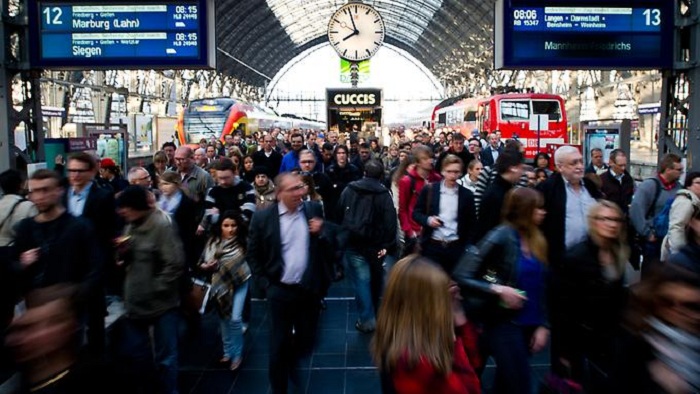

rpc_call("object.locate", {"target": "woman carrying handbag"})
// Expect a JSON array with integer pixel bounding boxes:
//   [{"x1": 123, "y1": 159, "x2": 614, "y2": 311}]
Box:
[
  {"x1": 453, "y1": 188, "x2": 549, "y2": 394},
  {"x1": 198, "y1": 210, "x2": 251, "y2": 371}
]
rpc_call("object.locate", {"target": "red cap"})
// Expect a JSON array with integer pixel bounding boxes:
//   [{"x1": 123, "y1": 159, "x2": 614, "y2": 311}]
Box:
[{"x1": 100, "y1": 157, "x2": 116, "y2": 168}]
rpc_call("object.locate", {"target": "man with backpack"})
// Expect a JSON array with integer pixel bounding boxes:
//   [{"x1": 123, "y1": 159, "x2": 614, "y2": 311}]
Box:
[
  {"x1": 337, "y1": 160, "x2": 397, "y2": 333},
  {"x1": 629, "y1": 153, "x2": 683, "y2": 274}
]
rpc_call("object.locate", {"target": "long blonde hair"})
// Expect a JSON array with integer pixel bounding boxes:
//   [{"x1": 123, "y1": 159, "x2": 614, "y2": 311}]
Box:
[
  {"x1": 587, "y1": 200, "x2": 630, "y2": 275},
  {"x1": 371, "y1": 256, "x2": 455, "y2": 375},
  {"x1": 502, "y1": 188, "x2": 548, "y2": 263}
]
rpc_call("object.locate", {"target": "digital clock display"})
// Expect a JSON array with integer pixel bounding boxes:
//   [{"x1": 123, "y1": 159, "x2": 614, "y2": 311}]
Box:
[
  {"x1": 495, "y1": 0, "x2": 673, "y2": 70},
  {"x1": 28, "y1": 0, "x2": 216, "y2": 69}
]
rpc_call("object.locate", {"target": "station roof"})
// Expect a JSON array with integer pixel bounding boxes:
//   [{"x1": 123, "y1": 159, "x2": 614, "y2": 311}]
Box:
[{"x1": 216, "y1": 0, "x2": 494, "y2": 87}]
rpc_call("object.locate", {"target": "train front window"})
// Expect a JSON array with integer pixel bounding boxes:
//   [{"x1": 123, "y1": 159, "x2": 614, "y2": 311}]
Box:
[
  {"x1": 532, "y1": 100, "x2": 562, "y2": 121},
  {"x1": 184, "y1": 115, "x2": 227, "y2": 143},
  {"x1": 500, "y1": 100, "x2": 530, "y2": 121}
]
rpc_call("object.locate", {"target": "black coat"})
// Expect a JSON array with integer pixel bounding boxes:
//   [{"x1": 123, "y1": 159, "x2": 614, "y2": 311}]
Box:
[
  {"x1": 536, "y1": 173, "x2": 602, "y2": 267},
  {"x1": 412, "y1": 181, "x2": 476, "y2": 248},
  {"x1": 172, "y1": 193, "x2": 198, "y2": 268},
  {"x1": 557, "y1": 237, "x2": 628, "y2": 376},
  {"x1": 252, "y1": 149, "x2": 283, "y2": 179},
  {"x1": 247, "y1": 201, "x2": 337, "y2": 297},
  {"x1": 476, "y1": 175, "x2": 514, "y2": 242},
  {"x1": 325, "y1": 163, "x2": 362, "y2": 221},
  {"x1": 599, "y1": 170, "x2": 635, "y2": 214}
]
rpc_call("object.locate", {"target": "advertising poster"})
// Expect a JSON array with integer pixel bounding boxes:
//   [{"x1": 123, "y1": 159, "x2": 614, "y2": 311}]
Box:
[
  {"x1": 584, "y1": 125, "x2": 621, "y2": 167},
  {"x1": 133, "y1": 114, "x2": 154, "y2": 152},
  {"x1": 156, "y1": 116, "x2": 179, "y2": 148}
]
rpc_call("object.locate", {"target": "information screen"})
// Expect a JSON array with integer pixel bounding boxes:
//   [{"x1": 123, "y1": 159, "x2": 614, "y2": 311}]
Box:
[
  {"x1": 495, "y1": 0, "x2": 673, "y2": 70},
  {"x1": 28, "y1": 0, "x2": 216, "y2": 69}
]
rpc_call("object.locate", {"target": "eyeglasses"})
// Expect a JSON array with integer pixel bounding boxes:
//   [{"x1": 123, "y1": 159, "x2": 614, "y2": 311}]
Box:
[
  {"x1": 67, "y1": 168, "x2": 90, "y2": 173},
  {"x1": 592, "y1": 216, "x2": 624, "y2": 223},
  {"x1": 286, "y1": 183, "x2": 308, "y2": 192},
  {"x1": 137, "y1": 175, "x2": 151, "y2": 181},
  {"x1": 300, "y1": 160, "x2": 315, "y2": 164}
]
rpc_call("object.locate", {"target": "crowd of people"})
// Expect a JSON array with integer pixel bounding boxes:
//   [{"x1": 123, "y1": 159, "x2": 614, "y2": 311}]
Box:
[{"x1": 0, "y1": 125, "x2": 698, "y2": 394}]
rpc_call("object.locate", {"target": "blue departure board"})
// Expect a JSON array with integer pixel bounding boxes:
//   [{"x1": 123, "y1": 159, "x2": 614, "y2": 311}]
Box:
[
  {"x1": 28, "y1": 0, "x2": 216, "y2": 69},
  {"x1": 495, "y1": 0, "x2": 673, "y2": 70}
]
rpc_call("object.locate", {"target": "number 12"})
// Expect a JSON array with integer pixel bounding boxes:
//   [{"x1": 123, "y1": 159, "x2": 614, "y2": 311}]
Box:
[{"x1": 43, "y1": 7, "x2": 63, "y2": 25}]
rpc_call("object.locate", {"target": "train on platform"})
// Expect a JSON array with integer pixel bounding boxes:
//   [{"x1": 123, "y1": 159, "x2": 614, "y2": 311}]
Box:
[
  {"x1": 429, "y1": 93, "x2": 568, "y2": 159},
  {"x1": 176, "y1": 97, "x2": 325, "y2": 146}
]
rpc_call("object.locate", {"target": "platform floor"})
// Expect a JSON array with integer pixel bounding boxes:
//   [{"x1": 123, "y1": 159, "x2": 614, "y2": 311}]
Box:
[{"x1": 177, "y1": 279, "x2": 551, "y2": 394}]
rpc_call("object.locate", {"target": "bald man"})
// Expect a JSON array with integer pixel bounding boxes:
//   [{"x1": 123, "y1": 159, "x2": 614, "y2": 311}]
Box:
[{"x1": 173, "y1": 146, "x2": 214, "y2": 223}]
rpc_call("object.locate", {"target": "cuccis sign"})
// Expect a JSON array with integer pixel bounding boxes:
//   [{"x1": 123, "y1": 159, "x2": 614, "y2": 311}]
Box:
[{"x1": 327, "y1": 89, "x2": 382, "y2": 107}]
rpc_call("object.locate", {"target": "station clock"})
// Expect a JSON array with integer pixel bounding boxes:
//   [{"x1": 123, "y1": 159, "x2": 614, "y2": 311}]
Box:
[{"x1": 327, "y1": 2, "x2": 385, "y2": 62}]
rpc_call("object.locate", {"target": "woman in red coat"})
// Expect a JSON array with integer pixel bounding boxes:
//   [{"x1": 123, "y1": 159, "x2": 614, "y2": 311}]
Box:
[{"x1": 372, "y1": 255, "x2": 482, "y2": 394}]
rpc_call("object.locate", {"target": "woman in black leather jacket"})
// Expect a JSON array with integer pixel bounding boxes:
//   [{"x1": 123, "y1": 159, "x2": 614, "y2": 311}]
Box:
[
  {"x1": 453, "y1": 187, "x2": 549, "y2": 394},
  {"x1": 557, "y1": 200, "x2": 629, "y2": 393}
]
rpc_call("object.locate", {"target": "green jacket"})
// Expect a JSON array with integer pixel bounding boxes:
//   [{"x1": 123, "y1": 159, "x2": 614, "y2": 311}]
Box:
[{"x1": 123, "y1": 210, "x2": 184, "y2": 319}]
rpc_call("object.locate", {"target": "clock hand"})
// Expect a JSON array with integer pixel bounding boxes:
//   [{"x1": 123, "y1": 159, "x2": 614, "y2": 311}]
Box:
[
  {"x1": 348, "y1": 10, "x2": 358, "y2": 33},
  {"x1": 342, "y1": 31, "x2": 358, "y2": 41}
]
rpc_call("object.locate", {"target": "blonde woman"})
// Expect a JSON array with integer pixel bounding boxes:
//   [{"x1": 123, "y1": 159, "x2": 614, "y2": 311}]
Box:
[
  {"x1": 371, "y1": 255, "x2": 481, "y2": 394},
  {"x1": 557, "y1": 200, "x2": 630, "y2": 392}
]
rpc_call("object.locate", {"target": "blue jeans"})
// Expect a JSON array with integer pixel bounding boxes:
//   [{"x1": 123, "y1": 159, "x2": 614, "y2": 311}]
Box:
[
  {"x1": 484, "y1": 321, "x2": 535, "y2": 394},
  {"x1": 345, "y1": 251, "x2": 383, "y2": 327},
  {"x1": 120, "y1": 308, "x2": 180, "y2": 394},
  {"x1": 220, "y1": 281, "x2": 249, "y2": 360}
]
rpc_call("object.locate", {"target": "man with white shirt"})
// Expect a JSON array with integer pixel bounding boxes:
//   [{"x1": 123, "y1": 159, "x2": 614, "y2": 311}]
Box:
[
  {"x1": 60, "y1": 153, "x2": 117, "y2": 359},
  {"x1": 247, "y1": 172, "x2": 337, "y2": 394},
  {"x1": 481, "y1": 133, "x2": 503, "y2": 168}
]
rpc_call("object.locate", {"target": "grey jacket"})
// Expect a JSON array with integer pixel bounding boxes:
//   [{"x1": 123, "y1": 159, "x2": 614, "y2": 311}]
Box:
[
  {"x1": 661, "y1": 189, "x2": 700, "y2": 261},
  {"x1": 0, "y1": 195, "x2": 36, "y2": 247},
  {"x1": 629, "y1": 177, "x2": 681, "y2": 238},
  {"x1": 122, "y1": 210, "x2": 184, "y2": 319}
]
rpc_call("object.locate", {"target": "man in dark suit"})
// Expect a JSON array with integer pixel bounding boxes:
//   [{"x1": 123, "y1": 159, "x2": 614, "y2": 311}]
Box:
[
  {"x1": 481, "y1": 132, "x2": 503, "y2": 168},
  {"x1": 65, "y1": 152, "x2": 117, "y2": 358},
  {"x1": 599, "y1": 149, "x2": 634, "y2": 214},
  {"x1": 247, "y1": 172, "x2": 337, "y2": 394},
  {"x1": 413, "y1": 154, "x2": 477, "y2": 274},
  {"x1": 252, "y1": 135, "x2": 283, "y2": 179}
]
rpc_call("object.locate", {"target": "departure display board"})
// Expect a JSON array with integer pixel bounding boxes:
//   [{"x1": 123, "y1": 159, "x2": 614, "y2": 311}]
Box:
[
  {"x1": 495, "y1": 0, "x2": 673, "y2": 70},
  {"x1": 28, "y1": 0, "x2": 216, "y2": 69}
]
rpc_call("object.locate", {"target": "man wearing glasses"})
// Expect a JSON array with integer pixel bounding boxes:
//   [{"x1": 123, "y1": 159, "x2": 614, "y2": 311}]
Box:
[
  {"x1": 64, "y1": 153, "x2": 117, "y2": 358},
  {"x1": 252, "y1": 134, "x2": 283, "y2": 179},
  {"x1": 247, "y1": 172, "x2": 337, "y2": 394},
  {"x1": 467, "y1": 137, "x2": 483, "y2": 162}
]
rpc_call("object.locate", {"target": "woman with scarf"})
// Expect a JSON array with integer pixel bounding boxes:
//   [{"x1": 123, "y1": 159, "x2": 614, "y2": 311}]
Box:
[{"x1": 199, "y1": 210, "x2": 251, "y2": 371}]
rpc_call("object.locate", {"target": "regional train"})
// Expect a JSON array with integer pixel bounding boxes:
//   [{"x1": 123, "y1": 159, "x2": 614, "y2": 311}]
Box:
[
  {"x1": 176, "y1": 97, "x2": 325, "y2": 145},
  {"x1": 430, "y1": 93, "x2": 568, "y2": 159}
]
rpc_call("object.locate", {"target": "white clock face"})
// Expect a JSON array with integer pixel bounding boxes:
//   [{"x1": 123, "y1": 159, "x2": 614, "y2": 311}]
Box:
[{"x1": 328, "y1": 3, "x2": 385, "y2": 62}]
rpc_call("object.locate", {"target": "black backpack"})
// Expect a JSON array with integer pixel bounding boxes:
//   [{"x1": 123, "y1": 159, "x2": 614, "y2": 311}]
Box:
[{"x1": 341, "y1": 185, "x2": 377, "y2": 242}]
